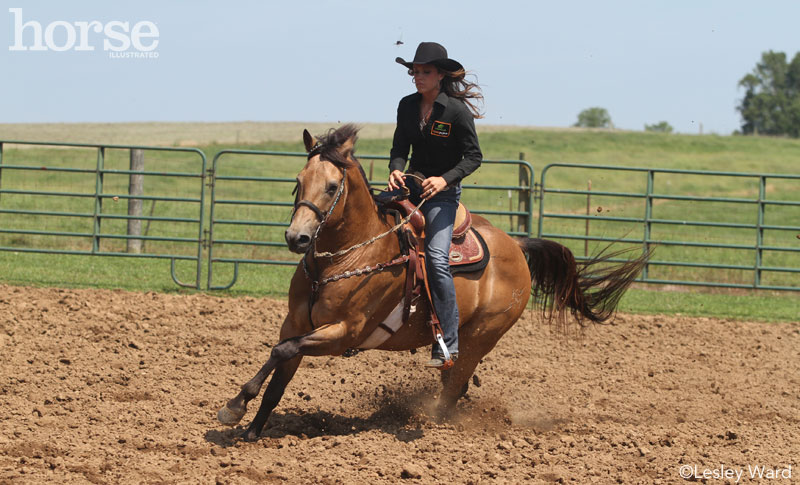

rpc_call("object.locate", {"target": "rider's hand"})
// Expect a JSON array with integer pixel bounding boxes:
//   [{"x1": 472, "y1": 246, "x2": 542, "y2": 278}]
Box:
[
  {"x1": 388, "y1": 170, "x2": 406, "y2": 190},
  {"x1": 421, "y1": 176, "x2": 447, "y2": 199}
]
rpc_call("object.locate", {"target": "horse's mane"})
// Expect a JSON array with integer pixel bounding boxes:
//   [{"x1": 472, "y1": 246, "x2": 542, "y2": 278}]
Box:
[{"x1": 315, "y1": 123, "x2": 372, "y2": 192}]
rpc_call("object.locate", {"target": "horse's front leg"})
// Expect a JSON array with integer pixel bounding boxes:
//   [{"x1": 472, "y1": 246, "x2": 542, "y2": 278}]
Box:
[
  {"x1": 218, "y1": 321, "x2": 353, "y2": 440},
  {"x1": 217, "y1": 315, "x2": 302, "y2": 427},
  {"x1": 241, "y1": 355, "x2": 302, "y2": 441}
]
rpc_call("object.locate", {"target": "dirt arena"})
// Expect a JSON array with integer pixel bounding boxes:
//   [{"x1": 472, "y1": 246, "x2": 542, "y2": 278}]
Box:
[{"x1": 1, "y1": 284, "x2": 797, "y2": 484}]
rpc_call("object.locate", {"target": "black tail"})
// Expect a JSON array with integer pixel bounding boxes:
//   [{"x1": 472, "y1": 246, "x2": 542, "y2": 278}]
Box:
[{"x1": 518, "y1": 238, "x2": 651, "y2": 326}]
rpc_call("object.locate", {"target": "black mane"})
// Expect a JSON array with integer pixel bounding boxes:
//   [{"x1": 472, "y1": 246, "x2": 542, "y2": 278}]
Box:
[
  {"x1": 314, "y1": 123, "x2": 360, "y2": 169},
  {"x1": 314, "y1": 123, "x2": 372, "y2": 191}
]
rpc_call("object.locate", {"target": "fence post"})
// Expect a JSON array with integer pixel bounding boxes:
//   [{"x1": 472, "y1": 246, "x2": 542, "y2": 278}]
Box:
[
  {"x1": 642, "y1": 170, "x2": 654, "y2": 281},
  {"x1": 517, "y1": 152, "x2": 529, "y2": 235},
  {"x1": 755, "y1": 176, "x2": 766, "y2": 288},
  {"x1": 0, "y1": 142, "x2": 4, "y2": 206},
  {"x1": 92, "y1": 147, "x2": 105, "y2": 253},
  {"x1": 585, "y1": 180, "x2": 591, "y2": 257},
  {"x1": 127, "y1": 149, "x2": 144, "y2": 253}
]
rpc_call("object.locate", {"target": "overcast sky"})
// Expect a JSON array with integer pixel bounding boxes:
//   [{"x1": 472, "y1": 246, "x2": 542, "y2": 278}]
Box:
[{"x1": 2, "y1": 1, "x2": 798, "y2": 134}]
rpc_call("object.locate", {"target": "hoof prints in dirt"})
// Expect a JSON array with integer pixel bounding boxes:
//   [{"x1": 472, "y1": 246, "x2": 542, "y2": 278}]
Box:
[{"x1": 1, "y1": 284, "x2": 798, "y2": 483}]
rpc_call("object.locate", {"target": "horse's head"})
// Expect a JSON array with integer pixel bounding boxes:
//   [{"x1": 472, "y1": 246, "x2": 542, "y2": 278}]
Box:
[{"x1": 285, "y1": 124, "x2": 359, "y2": 254}]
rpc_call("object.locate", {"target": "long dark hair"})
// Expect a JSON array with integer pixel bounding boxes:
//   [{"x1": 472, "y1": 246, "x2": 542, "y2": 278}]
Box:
[
  {"x1": 440, "y1": 68, "x2": 484, "y2": 119},
  {"x1": 407, "y1": 67, "x2": 485, "y2": 119}
]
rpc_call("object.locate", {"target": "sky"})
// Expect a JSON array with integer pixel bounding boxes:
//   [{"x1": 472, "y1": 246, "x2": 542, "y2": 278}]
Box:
[{"x1": 1, "y1": 1, "x2": 798, "y2": 135}]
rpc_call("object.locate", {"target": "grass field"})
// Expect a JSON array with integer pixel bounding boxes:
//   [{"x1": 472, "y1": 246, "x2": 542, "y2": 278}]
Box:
[{"x1": 0, "y1": 123, "x2": 798, "y2": 322}]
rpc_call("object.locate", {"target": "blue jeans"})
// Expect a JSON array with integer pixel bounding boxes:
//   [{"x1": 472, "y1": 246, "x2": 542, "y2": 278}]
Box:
[{"x1": 407, "y1": 180, "x2": 461, "y2": 358}]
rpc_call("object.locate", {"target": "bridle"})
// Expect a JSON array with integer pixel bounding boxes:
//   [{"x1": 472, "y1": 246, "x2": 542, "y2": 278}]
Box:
[
  {"x1": 291, "y1": 168, "x2": 347, "y2": 230},
  {"x1": 290, "y1": 142, "x2": 347, "y2": 229},
  {"x1": 290, "y1": 143, "x2": 420, "y2": 330}
]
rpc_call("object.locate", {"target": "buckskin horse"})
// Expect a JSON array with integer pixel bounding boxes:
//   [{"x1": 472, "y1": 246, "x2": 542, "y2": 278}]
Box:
[{"x1": 218, "y1": 124, "x2": 649, "y2": 441}]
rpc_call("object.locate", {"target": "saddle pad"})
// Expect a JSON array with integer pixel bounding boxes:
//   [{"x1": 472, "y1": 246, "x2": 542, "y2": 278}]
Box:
[
  {"x1": 447, "y1": 227, "x2": 484, "y2": 266},
  {"x1": 421, "y1": 226, "x2": 490, "y2": 274}
]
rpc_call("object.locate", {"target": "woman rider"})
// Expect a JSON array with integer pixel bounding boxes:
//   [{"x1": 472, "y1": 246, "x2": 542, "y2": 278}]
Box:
[{"x1": 387, "y1": 42, "x2": 483, "y2": 368}]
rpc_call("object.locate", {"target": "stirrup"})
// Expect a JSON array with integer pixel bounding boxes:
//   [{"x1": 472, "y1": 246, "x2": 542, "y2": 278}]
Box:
[
  {"x1": 435, "y1": 332, "x2": 451, "y2": 362},
  {"x1": 424, "y1": 353, "x2": 458, "y2": 370},
  {"x1": 425, "y1": 332, "x2": 457, "y2": 370}
]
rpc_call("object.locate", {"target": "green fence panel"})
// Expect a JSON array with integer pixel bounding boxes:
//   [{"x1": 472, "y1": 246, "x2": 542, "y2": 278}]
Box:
[
  {"x1": 3, "y1": 140, "x2": 797, "y2": 293},
  {"x1": 537, "y1": 163, "x2": 800, "y2": 291},
  {"x1": 207, "y1": 150, "x2": 534, "y2": 290},
  {"x1": 0, "y1": 140, "x2": 207, "y2": 288}
]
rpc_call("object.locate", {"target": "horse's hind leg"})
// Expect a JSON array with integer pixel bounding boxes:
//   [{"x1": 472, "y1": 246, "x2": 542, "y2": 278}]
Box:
[
  {"x1": 437, "y1": 310, "x2": 523, "y2": 417},
  {"x1": 437, "y1": 349, "x2": 483, "y2": 417}
]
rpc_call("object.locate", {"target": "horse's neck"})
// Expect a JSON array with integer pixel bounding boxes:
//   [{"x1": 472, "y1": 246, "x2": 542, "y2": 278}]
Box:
[{"x1": 315, "y1": 172, "x2": 395, "y2": 257}]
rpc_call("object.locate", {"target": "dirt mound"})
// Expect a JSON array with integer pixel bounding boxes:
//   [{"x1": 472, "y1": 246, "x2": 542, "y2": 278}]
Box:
[{"x1": 1, "y1": 284, "x2": 797, "y2": 483}]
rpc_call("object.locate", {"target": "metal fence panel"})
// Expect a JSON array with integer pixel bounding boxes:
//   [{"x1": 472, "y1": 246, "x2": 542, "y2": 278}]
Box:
[
  {"x1": 537, "y1": 163, "x2": 800, "y2": 291},
  {"x1": 10, "y1": 140, "x2": 795, "y2": 293},
  {"x1": 207, "y1": 150, "x2": 534, "y2": 289},
  {"x1": 0, "y1": 140, "x2": 207, "y2": 288}
]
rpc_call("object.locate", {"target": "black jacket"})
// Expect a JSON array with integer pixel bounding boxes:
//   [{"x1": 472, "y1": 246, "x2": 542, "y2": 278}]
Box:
[{"x1": 389, "y1": 91, "x2": 482, "y2": 186}]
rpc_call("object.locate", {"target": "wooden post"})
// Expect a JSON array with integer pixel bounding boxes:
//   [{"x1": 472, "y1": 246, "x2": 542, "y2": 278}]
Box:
[
  {"x1": 127, "y1": 149, "x2": 144, "y2": 254},
  {"x1": 517, "y1": 152, "x2": 530, "y2": 235},
  {"x1": 585, "y1": 180, "x2": 591, "y2": 257}
]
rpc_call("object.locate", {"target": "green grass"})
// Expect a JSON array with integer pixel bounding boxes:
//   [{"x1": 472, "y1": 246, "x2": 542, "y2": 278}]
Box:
[
  {"x1": 1, "y1": 127, "x2": 799, "y2": 322},
  {"x1": 619, "y1": 287, "x2": 798, "y2": 323}
]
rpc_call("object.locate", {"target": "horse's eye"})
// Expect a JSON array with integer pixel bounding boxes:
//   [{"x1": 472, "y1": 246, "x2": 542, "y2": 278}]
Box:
[{"x1": 326, "y1": 182, "x2": 338, "y2": 194}]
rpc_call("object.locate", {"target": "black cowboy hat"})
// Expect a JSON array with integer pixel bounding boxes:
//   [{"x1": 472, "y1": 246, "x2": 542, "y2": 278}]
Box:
[{"x1": 395, "y1": 42, "x2": 463, "y2": 72}]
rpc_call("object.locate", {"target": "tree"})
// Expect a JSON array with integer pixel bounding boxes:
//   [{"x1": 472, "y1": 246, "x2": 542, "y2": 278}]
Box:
[
  {"x1": 644, "y1": 121, "x2": 673, "y2": 133},
  {"x1": 574, "y1": 107, "x2": 612, "y2": 128},
  {"x1": 738, "y1": 50, "x2": 800, "y2": 137}
]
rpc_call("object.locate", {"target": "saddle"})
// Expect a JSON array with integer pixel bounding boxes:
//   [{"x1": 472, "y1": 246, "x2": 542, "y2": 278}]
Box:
[
  {"x1": 390, "y1": 199, "x2": 488, "y2": 269},
  {"x1": 379, "y1": 196, "x2": 490, "y2": 325}
]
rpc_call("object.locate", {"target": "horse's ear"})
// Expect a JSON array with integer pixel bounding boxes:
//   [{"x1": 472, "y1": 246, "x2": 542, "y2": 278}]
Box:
[
  {"x1": 302, "y1": 129, "x2": 317, "y2": 153},
  {"x1": 337, "y1": 135, "x2": 356, "y2": 160}
]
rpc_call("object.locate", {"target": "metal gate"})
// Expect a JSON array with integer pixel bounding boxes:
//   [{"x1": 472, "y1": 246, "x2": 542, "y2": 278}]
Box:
[
  {"x1": 0, "y1": 140, "x2": 207, "y2": 288},
  {"x1": 5, "y1": 139, "x2": 798, "y2": 292},
  {"x1": 206, "y1": 150, "x2": 534, "y2": 289},
  {"x1": 537, "y1": 163, "x2": 800, "y2": 291}
]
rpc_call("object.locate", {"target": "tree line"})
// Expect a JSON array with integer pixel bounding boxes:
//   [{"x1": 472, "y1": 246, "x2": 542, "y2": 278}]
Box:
[
  {"x1": 738, "y1": 50, "x2": 800, "y2": 137},
  {"x1": 573, "y1": 50, "x2": 800, "y2": 137}
]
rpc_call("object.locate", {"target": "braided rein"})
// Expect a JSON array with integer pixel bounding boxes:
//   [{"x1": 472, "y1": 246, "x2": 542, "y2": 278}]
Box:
[
  {"x1": 296, "y1": 168, "x2": 425, "y2": 291},
  {"x1": 313, "y1": 172, "x2": 427, "y2": 259}
]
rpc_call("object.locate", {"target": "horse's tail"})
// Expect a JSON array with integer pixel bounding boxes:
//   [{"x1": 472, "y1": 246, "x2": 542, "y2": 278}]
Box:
[{"x1": 517, "y1": 238, "x2": 651, "y2": 326}]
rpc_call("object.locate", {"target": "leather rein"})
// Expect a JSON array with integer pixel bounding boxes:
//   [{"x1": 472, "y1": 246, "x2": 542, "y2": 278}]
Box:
[{"x1": 293, "y1": 146, "x2": 418, "y2": 329}]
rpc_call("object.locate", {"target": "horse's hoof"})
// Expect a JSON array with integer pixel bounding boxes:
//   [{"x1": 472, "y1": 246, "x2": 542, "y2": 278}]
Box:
[
  {"x1": 217, "y1": 404, "x2": 245, "y2": 426},
  {"x1": 241, "y1": 428, "x2": 260, "y2": 442}
]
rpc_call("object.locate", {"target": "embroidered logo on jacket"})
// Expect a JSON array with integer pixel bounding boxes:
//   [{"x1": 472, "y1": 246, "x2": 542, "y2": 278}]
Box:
[{"x1": 430, "y1": 121, "x2": 451, "y2": 137}]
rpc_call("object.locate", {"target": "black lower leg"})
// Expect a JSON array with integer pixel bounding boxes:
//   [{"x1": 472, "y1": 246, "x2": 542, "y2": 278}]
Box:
[
  {"x1": 242, "y1": 359, "x2": 298, "y2": 441},
  {"x1": 218, "y1": 337, "x2": 302, "y2": 426},
  {"x1": 221, "y1": 356, "x2": 278, "y2": 420}
]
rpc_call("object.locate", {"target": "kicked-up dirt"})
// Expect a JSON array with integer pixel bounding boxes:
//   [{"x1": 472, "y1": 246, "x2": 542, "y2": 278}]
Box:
[{"x1": 0, "y1": 284, "x2": 798, "y2": 484}]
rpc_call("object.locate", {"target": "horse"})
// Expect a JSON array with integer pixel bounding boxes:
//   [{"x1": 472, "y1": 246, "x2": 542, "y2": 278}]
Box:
[{"x1": 217, "y1": 124, "x2": 649, "y2": 441}]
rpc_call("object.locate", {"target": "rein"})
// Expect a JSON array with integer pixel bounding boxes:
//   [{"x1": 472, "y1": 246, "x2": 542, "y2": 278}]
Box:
[
  {"x1": 313, "y1": 172, "x2": 428, "y2": 259},
  {"x1": 293, "y1": 153, "x2": 425, "y2": 328}
]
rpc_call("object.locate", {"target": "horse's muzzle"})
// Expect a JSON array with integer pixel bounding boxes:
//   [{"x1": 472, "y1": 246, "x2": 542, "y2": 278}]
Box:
[{"x1": 285, "y1": 228, "x2": 311, "y2": 254}]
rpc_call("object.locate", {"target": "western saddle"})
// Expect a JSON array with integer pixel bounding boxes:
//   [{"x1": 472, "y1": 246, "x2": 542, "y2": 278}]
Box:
[{"x1": 376, "y1": 192, "x2": 489, "y2": 325}]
